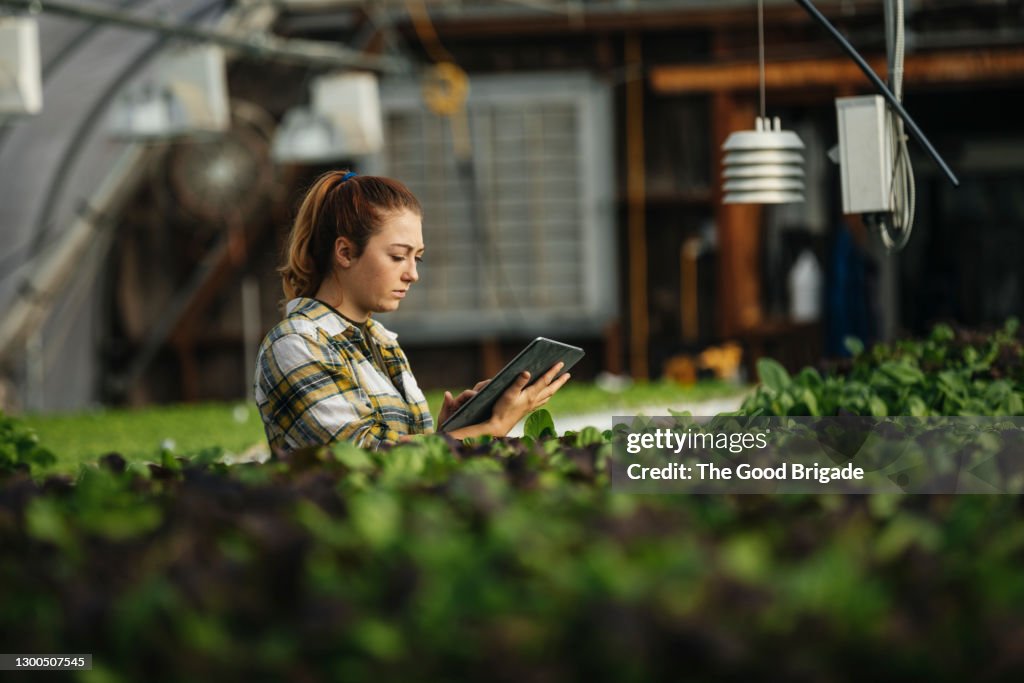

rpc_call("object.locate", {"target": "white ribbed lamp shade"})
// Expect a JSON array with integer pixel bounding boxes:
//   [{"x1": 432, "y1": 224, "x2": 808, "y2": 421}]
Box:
[{"x1": 721, "y1": 116, "x2": 805, "y2": 204}]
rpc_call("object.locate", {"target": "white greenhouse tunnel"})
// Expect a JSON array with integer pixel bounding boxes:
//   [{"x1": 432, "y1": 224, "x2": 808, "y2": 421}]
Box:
[{"x1": 0, "y1": 0, "x2": 235, "y2": 411}]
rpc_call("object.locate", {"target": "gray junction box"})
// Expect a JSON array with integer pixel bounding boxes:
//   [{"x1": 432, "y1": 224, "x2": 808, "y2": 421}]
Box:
[{"x1": 836, "y1": 95, "x2": 894, "y2": 214}]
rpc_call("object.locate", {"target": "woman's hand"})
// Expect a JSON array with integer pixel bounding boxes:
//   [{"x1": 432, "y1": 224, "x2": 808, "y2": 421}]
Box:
[
  {"x1": 486, "y1": 362, "x2": 571, "y2": 436},
  {"x1": 440, "y1": 365, "x2": 569, "y2": 439},
  {"x1": 437, "y1": 380, "x2": 490, "y2": 426}
]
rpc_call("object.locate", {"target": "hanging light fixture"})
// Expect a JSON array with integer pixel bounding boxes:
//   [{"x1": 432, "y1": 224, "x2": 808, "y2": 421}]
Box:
[
  {"x1": 721, "y1": 0, "x2": 805, "y2": 205},
  {"x1": 0, "y1": 15, "x2": 43, "y2": 116},
  {"x1": 109, "y1": 45, "x2": 230, "y2": 140},
  {"x1": 271, "y1": 72, "x2": 383, "y2": 163}
]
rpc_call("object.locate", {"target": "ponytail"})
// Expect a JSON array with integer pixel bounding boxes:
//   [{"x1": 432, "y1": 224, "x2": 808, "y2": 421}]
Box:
[{"x1": 279, "y1": 170, "x2": 422, "y2": 300}]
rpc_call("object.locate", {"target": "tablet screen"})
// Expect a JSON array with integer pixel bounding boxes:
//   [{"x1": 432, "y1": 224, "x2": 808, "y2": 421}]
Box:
[{"x1": 439, "y1": 337, "x2": 585, "y2": 433}]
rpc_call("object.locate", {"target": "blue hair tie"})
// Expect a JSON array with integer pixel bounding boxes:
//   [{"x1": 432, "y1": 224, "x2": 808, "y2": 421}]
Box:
[{"x1": 341, "y1": 171, "x2": 358, "y2": 182}]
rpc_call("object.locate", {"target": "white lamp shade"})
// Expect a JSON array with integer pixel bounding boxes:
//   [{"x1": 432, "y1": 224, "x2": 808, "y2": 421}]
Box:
[
  {"x1": 109, "y1": 45, "x2": 229, "y2": 139},
  {"x1": 724, "y1": 164, "x2": 804, "y2": 178},
  {"x1": 723, "y1": 177, "x2": 805, "y2": 191},
  {"x1": 721, "y1": 116, "x2": 806, "y2": 204},
  {"x1": 311, "y1": 72, "x2": 383, "y2": 155},
  {"x1": 272, "y1": 108, "x2": 349, "y2": 163},
  {"x1": 724, "y1": 150, "x2": 803, "y2": 165}
]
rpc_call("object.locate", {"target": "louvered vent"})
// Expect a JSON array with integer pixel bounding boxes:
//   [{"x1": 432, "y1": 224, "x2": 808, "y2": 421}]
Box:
[{"x1": 371, "y1": 73, "x2": 616, "y2": 342}]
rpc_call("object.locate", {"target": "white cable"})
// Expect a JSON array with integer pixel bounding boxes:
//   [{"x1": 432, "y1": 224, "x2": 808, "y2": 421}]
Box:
[
  {"x1": 879, "y1": 0, "x2": 915, "y2": 251},
  {"x1": 758, "y1": 0, "x2": 766, "y2": 118}
]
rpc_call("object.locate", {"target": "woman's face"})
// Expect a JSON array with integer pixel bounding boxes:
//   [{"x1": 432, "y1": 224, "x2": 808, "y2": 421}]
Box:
[{"x1": 342, "y1": 209, "x2": 424, "y2": 320}]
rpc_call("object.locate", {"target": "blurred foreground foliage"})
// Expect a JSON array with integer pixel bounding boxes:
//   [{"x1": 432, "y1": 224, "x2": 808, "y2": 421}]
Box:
[
  {"x1": 1, "y1": 321, "x2": 1023, "y2": 681},
  {"x1": 4, "y1": 438, "x2": 1024, "y2": 681}
]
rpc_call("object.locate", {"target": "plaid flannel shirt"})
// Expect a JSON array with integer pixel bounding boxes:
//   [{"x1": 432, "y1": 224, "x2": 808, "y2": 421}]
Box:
[{"x1": 254, "y1": 297, "x2": 434, "y2": 451}]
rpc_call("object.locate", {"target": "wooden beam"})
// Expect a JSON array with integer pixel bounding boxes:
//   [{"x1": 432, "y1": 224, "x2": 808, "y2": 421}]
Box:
[
  {"x1": 481, "y1": 337, "x2": 503, "y2": 380},
  {"x1": 421, "y1": 4, "x2": 877, "y2": 38},
  {"x1": 651, "y1": 47, "x2": 1024, "y2": 94},
  {"x1": 168, "y1": 220, "x2": 251, "y2": 351},
  {"x1": 625, "y1": 32, "x2": 649, "y2": 380},
  {"x1": 712, "y1": 92, "x2": 763, "y2": 339},
  {"x1": 603, "y1": 319, "x2": 623, "y2": 375},
  {"x1": 174, "y1": 341, "x2": 201, "y2": 403}
]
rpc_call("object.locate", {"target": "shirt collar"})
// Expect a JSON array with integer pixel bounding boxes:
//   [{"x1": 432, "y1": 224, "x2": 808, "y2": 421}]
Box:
[{"x1": 286, "y1": 297, "x2": 400, "y2": 348}]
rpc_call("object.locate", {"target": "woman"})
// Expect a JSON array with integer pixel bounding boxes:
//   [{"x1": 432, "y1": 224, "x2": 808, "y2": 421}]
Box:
[{"x1": 254, "y1": 170, "x2": 571, "y2": 451}]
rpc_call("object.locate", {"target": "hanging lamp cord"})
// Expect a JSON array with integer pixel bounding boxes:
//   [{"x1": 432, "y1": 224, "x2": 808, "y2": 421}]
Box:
[{"x1": 758, "y1": 0, "x2": 766, "y2": 119}]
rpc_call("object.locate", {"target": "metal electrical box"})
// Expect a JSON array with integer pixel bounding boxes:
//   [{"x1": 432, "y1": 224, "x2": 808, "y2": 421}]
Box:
[{"x1": 836, "y1": 95, "x2": 894, "y2": 214}]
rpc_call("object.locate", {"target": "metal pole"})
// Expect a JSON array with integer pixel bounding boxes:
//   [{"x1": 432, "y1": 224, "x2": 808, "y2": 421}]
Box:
[
  {"x1": 0, "y1": 0, "x2": 407, "y2": 72},
  {"x1": 0, "y1": 147, "x2": 148, "y2": 363},
  {"x1": 241, "y1": 276, "x2": 260, "y2": 401},
  {"x1": 25, "y1": 330, "x2": 44, "y2": 412}
]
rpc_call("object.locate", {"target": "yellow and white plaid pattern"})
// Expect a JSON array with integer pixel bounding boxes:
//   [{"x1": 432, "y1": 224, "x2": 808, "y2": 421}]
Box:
[{"x1": 254, "y1": 298, "x2": 433, "y2": 451}]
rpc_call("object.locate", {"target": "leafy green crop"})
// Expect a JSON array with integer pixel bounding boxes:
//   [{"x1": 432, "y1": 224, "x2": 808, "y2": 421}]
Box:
[
  {"x1": 0, "y1": 411, "x2": 56, "y2": 475},
  {"x1": 1, "y1": 432, "x2": 1020, "y2": 681},
  {"x1": 741, "y1": 319, "x2": 1023, "y2": 417},
  {"x1": 2, "y1": 322, "x2": 1023, "y2": 680}
]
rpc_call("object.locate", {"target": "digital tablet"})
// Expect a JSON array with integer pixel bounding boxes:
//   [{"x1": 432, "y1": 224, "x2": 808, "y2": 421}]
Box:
[{"x1": 439, "y1": 337, "x2": 585, "y2": 433}]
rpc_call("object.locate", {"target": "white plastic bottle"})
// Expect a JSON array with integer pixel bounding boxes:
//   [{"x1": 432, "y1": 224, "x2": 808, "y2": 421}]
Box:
[{"x1": 788, "y1": 249, "x2": 823, "y2": 323}]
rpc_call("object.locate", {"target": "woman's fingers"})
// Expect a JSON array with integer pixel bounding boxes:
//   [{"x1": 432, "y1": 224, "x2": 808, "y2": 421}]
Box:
[
  {"x1": 522, "y1": 369, "x2": 571, "y2": 409},
  {"x1": 519, "y1": 362, "x2": 563, "y2": 399},
  {"x1": 527, "y1": 363, "x2": 568, "y2": 396},
  {"x1": 453, "y1": 389, "x2": 477, "y2": 407},
  {"x1": 443, "y1": 389, "x2": 478, "y2": 421},
  {"x1": 540, "y1": 361, "x2": 565, "y2": 384},
  {"x1": 539, "y1": 373, "x2": 570, "y2": 401},
  {"x1": 473, "y1": 379, "x2": 491, "y2": 391},
  {"x1": 487, "y1": 366, "x2": 573, "y2": 433},
  {"x1": 550, "y1": 372, "x2": 571, "y2": 393}
]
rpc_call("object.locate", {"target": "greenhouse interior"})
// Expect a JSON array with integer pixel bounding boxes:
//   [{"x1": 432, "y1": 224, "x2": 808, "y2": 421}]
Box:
[{"x1": 1, "y1": 0, "x2": 1023, "y2": 679}]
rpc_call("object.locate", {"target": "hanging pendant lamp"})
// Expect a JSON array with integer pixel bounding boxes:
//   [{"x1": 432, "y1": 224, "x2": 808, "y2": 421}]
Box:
[
  {"x1": 722, "y1": 116, "x2": 805, "y2": 203},
  {"x1": 720, "y1": 0, "x2": 805, "y2": 205}
]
